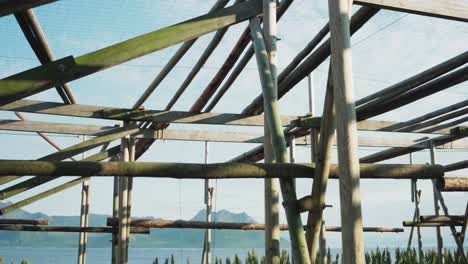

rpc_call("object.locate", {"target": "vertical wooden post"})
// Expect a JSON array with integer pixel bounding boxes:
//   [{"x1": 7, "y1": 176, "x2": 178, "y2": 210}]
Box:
[
  {"x1": 319, "y1": 221, "x2": 327, "y2": 264},
  {"x1": 250, "y1": 17, "x2": 311, "y2": 264},
  {"x1": 203, "y1": 141, "x2": 213, "y2": 264},
  {"x1": 305, "y1": 67, "x2": 335, "y2": 264},
  {"x1": 77, "y1": 135, "x2": 89, "y2": 264},
  {"x1": 307, "y1": 74, "x2": 319, "y2": 163},
  {"x1": 111, "y1": 167, "x2": 119, "y2": 264},
  {"x1": 415, "y1": 189, "x2": 423, "y2": 261},
  {"x1": 430, "y1": 143, "x2": 467, "y2": 263},
  {"x1": 408, "y1": 153, "x2": 423, "y2": 262},
  {"x1": 429, "y1": 142, "x2": 444, "y2": 264},
  {"x1": 328, "y1": 0, "x2": 365, "y2": 263},
  {"x1": 118, "y1": 125, "x2": 130, "y2": 264},
  {"x1": 289, "y1": 137, "x2": 296, "y2": 163},
  {"x1": 456, "y1": 203, "x2": 467, "y2": 263},
  {"x1": 125, "y1": 130, "x2": 135, "y2": 255},
  {"x1": 263, "y1": 1, "x2": 280, "y2": 264}
]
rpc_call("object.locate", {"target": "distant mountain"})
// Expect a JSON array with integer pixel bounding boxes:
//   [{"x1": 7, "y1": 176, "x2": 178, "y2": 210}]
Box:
[{"x1": 0, "y1": 202, "x2": 290, "y2": 248}]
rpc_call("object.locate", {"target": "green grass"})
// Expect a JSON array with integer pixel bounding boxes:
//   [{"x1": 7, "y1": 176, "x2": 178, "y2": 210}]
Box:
[{"x1": 153, "y1": 248, "x2": 465, "y2": 264}]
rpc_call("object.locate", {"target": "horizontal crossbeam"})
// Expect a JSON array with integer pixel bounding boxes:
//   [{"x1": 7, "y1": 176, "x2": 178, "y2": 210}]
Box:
[
  {"x1": 106, "y1": 218, "x2": 404, "y2": 233},
  {"x1": 355, "y1": 0, "x2": 468, "y2": 23},
  {"x1": 0, "y1": 160, "x2": 444, "y2": 179},
  {"x1": 1, "y1": 119, "x2": 468, "y2": 148}
]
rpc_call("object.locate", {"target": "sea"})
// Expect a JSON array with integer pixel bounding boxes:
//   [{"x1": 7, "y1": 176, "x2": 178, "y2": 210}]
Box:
[{"x1": 0, "y1": 248, "x2": 270, "y2": 264}]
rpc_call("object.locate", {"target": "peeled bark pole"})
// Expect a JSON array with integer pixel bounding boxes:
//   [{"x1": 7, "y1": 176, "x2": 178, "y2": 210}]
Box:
[
  {"x1": 0, "y1": 225, "x2": 149, "y2": 234},
  {"x1": 249, "y1": 17, "x2": 310, "y2": 264},
  {"x1": 263, "y1": 1, "x2": 281, "y2": 264},
  {"x1": 0, "y1": 160, "x2": 444, "y2": 179},
  {"x1": 328, "y1": 0, "x2": 365, "y2": 263},
  {"x1": 106, "y1": 218, "x2": 404, "y2": 233},
  {"x1": 306, "y1": 66, "x2": 335, "y2": 264},
  {"x1": 438, "y1": 177, "x2": 468, "y2": 192},
  {"x1": 0, "y1": 219, "x2": 48, "y2": 225}
]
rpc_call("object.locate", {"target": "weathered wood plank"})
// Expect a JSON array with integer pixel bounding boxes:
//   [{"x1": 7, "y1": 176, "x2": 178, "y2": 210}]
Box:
[
  {"x1": 0, "y1": 100, "x2": 298, "y2": 127},
  {"x1": 354, "y1": 0, "x2": 468, "y2": 23},
  {"x1": 3, "y1": 119, "x2": 468, "y2": 148}
]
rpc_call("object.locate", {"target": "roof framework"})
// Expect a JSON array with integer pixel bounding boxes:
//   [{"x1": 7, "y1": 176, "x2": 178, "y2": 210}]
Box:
[{"x1": 0, "y1": 1, "x2": 467, "y2": 264}]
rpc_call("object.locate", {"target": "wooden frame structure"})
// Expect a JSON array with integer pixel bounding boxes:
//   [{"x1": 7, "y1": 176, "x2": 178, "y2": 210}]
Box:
[{"x1": 0, "y1": 1, "x2": 467, "y2": 264}]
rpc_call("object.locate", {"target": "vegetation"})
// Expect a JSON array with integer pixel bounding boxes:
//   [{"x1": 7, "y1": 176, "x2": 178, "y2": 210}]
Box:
[{"x1": 151, "y1": 248, "x2": 465, "y2": 264}]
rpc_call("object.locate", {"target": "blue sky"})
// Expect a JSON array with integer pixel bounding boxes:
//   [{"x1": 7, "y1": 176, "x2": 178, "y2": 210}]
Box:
[{"x1": 0, "y1": 0, "x2": 467, "y2": 247}]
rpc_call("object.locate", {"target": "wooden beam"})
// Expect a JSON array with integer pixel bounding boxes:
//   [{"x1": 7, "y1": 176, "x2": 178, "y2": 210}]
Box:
[
  {"x1": 444, "y1": 160, "x2": 468, "y2": 172},
  {"x1": 132, "y1": 0, "x2": 230, "y2": 110},
  {"x1": 0, "y1": 0, "x2": 263, "y2": 105},
  {"x1": 0, "y1": 0, "x2": 58, "y2": 17},
  {"x1": 356, "y1": 65, "x2": 468, "y2": 121},
  {"x1": 0, "y1": 225, "x2": 150, "y2": 234},
  {"x1": 0, "y1": 99, "x2": 298, "y2": 127},
  {"x1": 242, "y1": 6, "x2": 379, "y2": 115},
  {"x1": 192, "y1": 0, "x2": 294, "y2": 113},
  {"x1": 328, "y1": 0, "x2": 365, "y2": 262},
  {"x1": 420, "y1": 215, "x2": 465, "y2": 222},
  {"x1": 360, "y1": 132, "x2": 467, "y2": 163},
  {"x1": 356, "y1": 51, "x2": 468, "y2": 108},
  {"x1": 167, "y1": 0, "x2": 239, "y2": 111},
  {"x1": 250, "y1": 17, "x2": 310, "y2": 264},
  {"x1": 438, "y1": 177, "x2": 468, "y2": 192},
  {"x1": 106, "y1": 219, "x2": 404, "y2": 233},
  {"x1": 403, "y1": 221, "x2": 463, "y2": 227},
  {"x1": 354, "y1": 0, "x2": 468, "y2": 23},
  {"x1": 380, "y1": 99, "x2": 468, "y2": 132},
  {"x1": 262, "y1": 1, "x2": 281, "y2": 264},
  {"x1": 0, "y1": 219, "x2": 48, "y2": 225},
  {"x1": 0, "y1": 144, "x2": 120, "y2": 199},
  {"x1": 305, "y1": 67, "x2": 335, "y2": 264},
  {"x1": 15, "y1": 9, "x2": 76, "y2": 104},
  {"x1": 0, "y1": 160, "x2": 444, "y2": 179}
]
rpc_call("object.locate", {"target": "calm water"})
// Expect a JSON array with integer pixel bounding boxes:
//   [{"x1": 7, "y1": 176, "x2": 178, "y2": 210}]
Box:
[
  {"x1": 0, "y1": 247, "x2": 450, "y2": 263},
  {"x1": 0, "y1": 247, "x2": 276, "y2": 264}
]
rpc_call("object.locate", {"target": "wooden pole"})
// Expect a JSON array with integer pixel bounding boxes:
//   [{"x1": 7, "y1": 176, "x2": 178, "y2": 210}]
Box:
[
  {"x1": 77, "y1": 135, "x2": 89, "y2": 264},
  {"x1": 203, "y1": 141, "x2": 213, "y2": 264},
  {"x1": 305, "y1": 66, "x2": 335, "y2": 264},
  {"x1": 126, "y1": 131, "x2": 135, "y2": 253},
  {"x1": 0, "y1": 225, "x2": 149, "y2": 234},
  {"x1": 250, "y1": 17, "x2": 311, "y2": 264},
  {"x1": 456, "y1": 203, "x2": 467, "y2": 263},
  {"x1": 429, "y1": 142, "x2": 444, "y2": 264},
  {"x1": 131, "y1": 0, "x2": 229, "y2": 109},
  {"x1": 118, "y1": 131, "x2": 130, "y2": 264},
  {"x1": 170, "y1": 0, "x2": 240, "y2": 111},
  {"x1": 356, "y1": 51, "x2": 468, "y2": 107},
  {"x1": 0, "y1": 161, "x2": 445, "y2": 180},
  {"x1": 0, "y1": 125, "x2": 141, "y2": 200},
  {"x1": 0, "y1": 219, "x2": 48, "y2": 225},
  {"x1": 328, "y1": 1, "x2": 365, "y2": 263},
  {"x1": 319, "y1": 221, "x2": 327, "y2": 264},
  {"x1": 415, "y1": 189, "x2": 423, "y2": 261},
  {"x1": 263, "y1": 2, "x2": 280, "y2": 263},
  {"x1": 107, "y1": 218, "x2": 404, "y2": 233},
  {"x1": 429, "y1": 144, "x2": 468, "y2": 263},
  {"x1": 112, "y1": 173, "x2": 119, "y2": 264}
]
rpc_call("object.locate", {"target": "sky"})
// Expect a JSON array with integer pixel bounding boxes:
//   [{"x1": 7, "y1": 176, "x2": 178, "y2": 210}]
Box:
[{"x1": 0, "y1": 0, "x2": 467, "y2": 248}]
